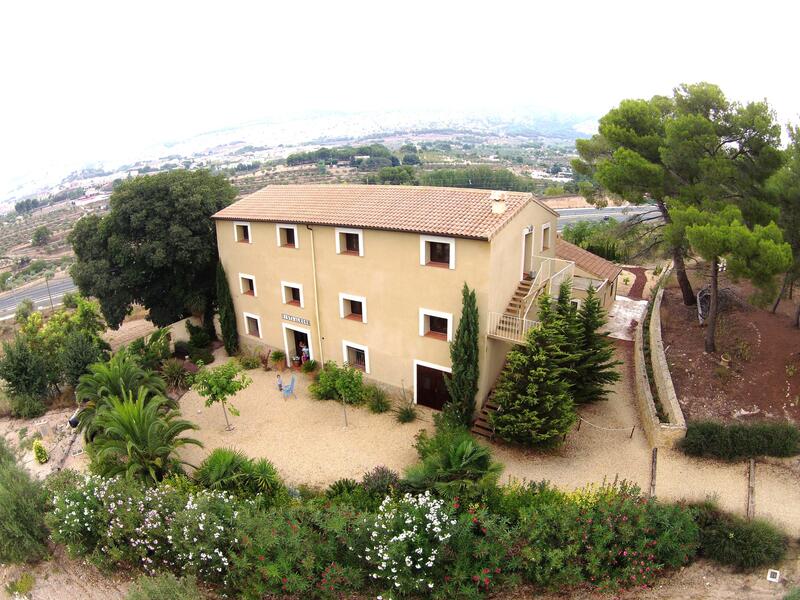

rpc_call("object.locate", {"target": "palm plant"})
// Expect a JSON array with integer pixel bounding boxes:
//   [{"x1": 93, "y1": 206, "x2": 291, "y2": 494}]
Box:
[
  {"x1": 194, "y1": 448, "x2": 284, "y2": 500},
  {"x1": 75, "y1": 352, "x2": 169, "y2": 442},
  {"x1": 90, "y1": 389, "x2": 202, "y2": 483}
]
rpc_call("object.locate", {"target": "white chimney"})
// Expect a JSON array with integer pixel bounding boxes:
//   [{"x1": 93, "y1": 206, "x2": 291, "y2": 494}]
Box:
[{"x1": 490, "y1": 190, "x2": 507, "y2": 214}]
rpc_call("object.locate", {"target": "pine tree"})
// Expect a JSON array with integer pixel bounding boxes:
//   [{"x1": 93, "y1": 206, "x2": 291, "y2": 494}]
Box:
[
  {"x1": 537, "y1": 291, "x2": 581, "y2": 393},
  {"x1": 490, "y1": 323, "x2": 577, "y2": 447},
  {"x1": 215, "y1": 262, "x2": 239, "y2": 356},
  {"x1": 573, "y1": 286, "x2": 621, "y2": 404},
  {"x1": 444, "y1": 283, "x2": 479, "y2": 426}
]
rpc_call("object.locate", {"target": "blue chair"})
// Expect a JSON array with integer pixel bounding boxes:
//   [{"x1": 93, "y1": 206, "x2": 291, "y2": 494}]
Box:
[{"x1": 282, "y1": 375, "x2": 297, "y2": 400}]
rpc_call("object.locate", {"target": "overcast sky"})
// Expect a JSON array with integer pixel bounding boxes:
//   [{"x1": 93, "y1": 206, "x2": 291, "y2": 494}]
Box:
[{"x1": 1, "y1": 0, "x2": 798, "y2": 194}]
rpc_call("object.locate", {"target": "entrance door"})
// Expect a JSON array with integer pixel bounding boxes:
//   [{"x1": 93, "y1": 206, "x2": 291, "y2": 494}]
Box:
[
  {"x1": 291, "y1": 330, "x2": 309, "y2": 360},
  {"x1": 416, "y1": 363, "x2": 449, "y2": 410},
  {"x1": 523, "y1": 230, "x2": 534, "y2": 278}
]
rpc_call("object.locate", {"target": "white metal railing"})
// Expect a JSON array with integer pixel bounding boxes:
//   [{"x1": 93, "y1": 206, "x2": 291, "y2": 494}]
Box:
[
  {"x1": 488, "y1": 312, "x2": 539, "y2": 343},
  {"x1": 519, "y1": 256, "x2": 575, "y2": 321}
]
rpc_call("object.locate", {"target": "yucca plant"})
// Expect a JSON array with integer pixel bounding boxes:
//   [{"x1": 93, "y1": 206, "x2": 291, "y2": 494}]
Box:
[
  {"x1": 90, "y1": 389, "x2": 202, "y2": 484},
  {"x1": 75, "y1": 352, "x2": 169, "y2": 442}
]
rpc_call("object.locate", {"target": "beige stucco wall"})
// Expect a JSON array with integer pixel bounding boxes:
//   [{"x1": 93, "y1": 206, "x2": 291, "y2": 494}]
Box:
[{"x1": 216, "y1": 199, "x2": 560, "y2": 409}]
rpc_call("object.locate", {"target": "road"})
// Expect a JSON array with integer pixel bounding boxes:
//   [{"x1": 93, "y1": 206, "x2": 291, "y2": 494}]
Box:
[
  {"x1": 556, "y1": 204, "x2": 657, "y2": 230},
  {"x1": 0, "y1": 276, "x2": 78, "y2": 320}
]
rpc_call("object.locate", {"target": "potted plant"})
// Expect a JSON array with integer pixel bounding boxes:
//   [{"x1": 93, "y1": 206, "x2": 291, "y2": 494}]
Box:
[
  {"x1": 270, "y1": 349, "x2": 286, "y2": 370},
  {"x1": 291, "y1": 355, "x2": 301, "y2": 368}
]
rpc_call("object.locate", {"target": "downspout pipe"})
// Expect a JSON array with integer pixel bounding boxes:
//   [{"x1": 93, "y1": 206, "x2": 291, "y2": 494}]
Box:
[{"x1": 306, "y1": 225, "x2": 325, "y2": 363}]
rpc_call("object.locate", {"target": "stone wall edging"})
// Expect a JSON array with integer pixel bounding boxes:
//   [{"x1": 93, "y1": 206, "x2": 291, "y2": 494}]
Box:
[{"x1": 631, "y1": 266, "x2": 687, "y2": 448}]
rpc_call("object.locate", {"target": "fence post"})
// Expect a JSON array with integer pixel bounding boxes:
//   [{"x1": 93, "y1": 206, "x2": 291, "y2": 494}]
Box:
[
  {"x1": 629, "y1": 425, "x2": 635, "y2": 439},
  {"x1": 747, "y1": 459, "x2": 756, "y2": 520},
  {"x1": 649, "y1": 448, "x2": 658, "y2": 497}
]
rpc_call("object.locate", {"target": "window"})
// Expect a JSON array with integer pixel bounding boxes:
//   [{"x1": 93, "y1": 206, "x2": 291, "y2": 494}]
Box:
[
  {"x1": 239, "y1": 274, "x2": 257, "y2": 296},
  {"x1": 276, "y1": 224, "x2": 299, "y2": 248},
  {"x1": 243, "y1": 312, "x2": 262, "y2": 338},
  {"x1": 335, "y1": 227, "x2": 364, "y2": 256},
  {"x1": 541, "y1": 223, "x2": 551, "y2": 251},
  {"x1": 339, "y1": 293, "x2": 367, "y2": 323},
  {"x1": 420, "y1": 235, "x2": 455, "y2": 269},
  {"x1": 342, "y1": 340, "x2": 370, "y2": 373},
  {"x1": 570, "y1": 299, "x2": 581, "y2": 310},
  {"x1": 234, "y1": 222, "x2": 251, "y2": 243},
  {"x1": 419, "y1": 308, "x2": 453, "y2": 341},
  {"x1": 281, "y1": 281, "x2": 304, "y2": 308}
]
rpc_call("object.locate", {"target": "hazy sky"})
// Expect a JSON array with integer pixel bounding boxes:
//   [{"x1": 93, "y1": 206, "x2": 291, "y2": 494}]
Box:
[{"x1": 1, "y1": 0, "x2": 798, "y2": 194}]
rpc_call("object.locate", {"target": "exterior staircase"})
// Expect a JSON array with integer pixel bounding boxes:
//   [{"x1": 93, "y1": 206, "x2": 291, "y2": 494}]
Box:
[
  {"x1": 505, "y1": 278, "x2": 533, "y2": 317},
  {"x1": 471, "y1": 395, "x2": 499, "y2": 439}
]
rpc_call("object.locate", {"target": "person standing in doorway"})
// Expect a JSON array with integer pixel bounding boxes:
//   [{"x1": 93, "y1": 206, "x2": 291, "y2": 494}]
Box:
[{"x1": 299, "y1": 341, "x2": 310, "y2": 364}]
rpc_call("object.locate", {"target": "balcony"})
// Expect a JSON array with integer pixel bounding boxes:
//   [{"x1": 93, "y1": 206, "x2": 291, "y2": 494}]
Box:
[{"x1": 488, "y1": 312, "x2": 539, "y2": 344}]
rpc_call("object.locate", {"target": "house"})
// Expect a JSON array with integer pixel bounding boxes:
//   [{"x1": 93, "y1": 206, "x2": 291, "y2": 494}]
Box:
[
  {"x1": 212, "y1": 184, "x2": 614, "y2": 411},
  {"x1": 555, "y1": 238, "x2": 621, "y2": 309}
]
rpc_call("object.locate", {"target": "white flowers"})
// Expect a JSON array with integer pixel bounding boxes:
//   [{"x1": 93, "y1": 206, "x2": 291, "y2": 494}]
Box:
[{"x1": 360, "y1": 493, "x2": 456, "y2": 597}]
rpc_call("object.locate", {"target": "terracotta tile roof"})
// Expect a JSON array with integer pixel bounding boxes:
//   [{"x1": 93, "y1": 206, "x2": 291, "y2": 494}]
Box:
[
  {"x1": 213, "y1": 184, "x2": 555, "y2": 240},
  {"x1": 556, "y1": 238, "x2": 622, "y2": 282}
]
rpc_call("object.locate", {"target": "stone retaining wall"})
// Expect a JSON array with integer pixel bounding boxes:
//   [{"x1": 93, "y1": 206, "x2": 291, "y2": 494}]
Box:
[{"x1": 632, "y1": 268, "x2": 687, "y2": 448}]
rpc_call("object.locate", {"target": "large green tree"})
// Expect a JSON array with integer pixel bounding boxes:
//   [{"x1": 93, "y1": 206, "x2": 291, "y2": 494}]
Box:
[
  {"x1": 444, "y1": 283, "x2": 479, "y2": 426},
  {"x1": 766, "y1": 126, "x2": 800, "y2": 326},
  {"x1": 69, "y1": 170, "x2": 236, "y2": 328},
  {"x1": 574, "y1": 82, "x2": 783, "y2": 306},
  {"x1": 574, "y1": 287, "x2": 621, "y2": 403},
  {"x1": 669, "y1": 203, "x2": 792, "y2": 352}
]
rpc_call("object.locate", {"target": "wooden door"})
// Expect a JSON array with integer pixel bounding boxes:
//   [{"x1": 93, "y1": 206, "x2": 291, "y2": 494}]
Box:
[{"x1": 416, "y1": 364, "x2": 448, "y2": 410}]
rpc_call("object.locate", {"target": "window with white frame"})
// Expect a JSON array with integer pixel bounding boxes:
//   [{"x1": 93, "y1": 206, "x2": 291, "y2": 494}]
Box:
[
  {"x1": 276, "y1": 223, "x2": 298, "y2": 248},
  {"x1": 339, "y1": 293, "x2": 367, "y2": 323},
  {"x1": 342, "y1": 340, "x2": 369, "y2": 373},
  {"x1": 570, "y1": 299, "x2": 581, "y2": 310},
  {"x1": 419, "y1": 308, "x2": 453, "y2": 341},
  {"x1": 541, "y1": 223, "x2": 551, "y2": 251},
  {"x1": 419, "y1": 235, "x2": 455, "y2": 269},
  {"x1": 234, "y1": 221, "x2": 251, "y2": 243},
  {"x1": 243, "y1": 312, "x2": 262, "y2": 338},
  {"x1": 281, "y1": 281, "x2": 304, "y2": 308},
  {"x1": 335, "y1": 227, "x2": 364, "y2": 256},
  {"x1": 239, "y1": 273, "x2": 257, "y2": 296}
]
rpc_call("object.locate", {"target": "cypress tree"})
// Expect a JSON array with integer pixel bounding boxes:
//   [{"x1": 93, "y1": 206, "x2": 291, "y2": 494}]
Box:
[
  {"x1": 536, "y1": 291, "x2": 581, "y2": 393},
  {"x1": 444, "y1": 283, "x2": 480, "y2": 427},
  {"x1": 215, "y1": 262, "x2": 239, "y2": 356},
  {"x1": 490, "y1": 323, "x2": 577, "y2": 447},
  {"x1": 573, "y1": 286, "x2": 621, "y2": 404}
]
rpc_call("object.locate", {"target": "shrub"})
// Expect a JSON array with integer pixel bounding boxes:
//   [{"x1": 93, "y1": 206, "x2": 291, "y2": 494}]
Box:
[
  {"x1": 128, "y1": 328, "x2": 172, "y2": 371},
  {"x1": 694, "y1": 502, "x2": 787, "y2": 570},
  {"x1": 61, "y1": 329, "x2": 107, "y2": 387},
  {"x1": 126, "y1": 573, "x2": 199, "y2": 600},
  {"x1": 194, "y1": 448, "x2": 286, "y2": 505},
  {"x1": 189, "y1": 346, "x2": 215, "y2": 365},
  {"x1": 301, "y1": 358, "x2": 319, "y2": 373},
  {"x1": 680, "y1": 421, "x2": 800, "y2": 460},
  {"x1": 404, "y1": 426, "x2": 502, "y2": 501},
  {"x1": 785, "y1": 589, "x2": 800, "y2": 600},
  {"x1": 5, "y1": 572, "x2": 35, "y2": 596},
  {"x1": 360, "y1": 466, "x2": 400, "y2": 498},
  {"x1": 185, "y1": 320, "x2": 211, "y2": 349},
  {"x1": 32, "y1": 439, "x2": 48, "y2": 464},
  {"x1": 309, "y1": 361, "x2": 340, "y2": 400},
  {"x1": 325, "y1": 478, "x2": 359, "y2": 499},
  {"x1": 237, "y1": 351, "x2": 261, "y2": 370},
  {"x1": 0, "y1": 334, "x2": 51, "y2": 400},
  {"x1": 173, "y1": 340, "x2": 191, "y2": 358},
  {"x1": 0, "y1": 439, "x2": 49, "y2": 563},
  {"x1": 10, "y1": 394, "x2": 47, "y2": 419},
  {"x1": 364, "y1": 384, "x2": 390, "y2": 413},
  {"x1": 396, "y1": 404, "x2": 417, "y2": 423},
  {"x1": 270, "y1": 349, "x2": 286, "y2": 367},
  {"x1": 161, "y1": 358, "x2": 189, "y2": 390},
  {"x1": 62, "y1": 291, "x2": 80, "y2": 309}
]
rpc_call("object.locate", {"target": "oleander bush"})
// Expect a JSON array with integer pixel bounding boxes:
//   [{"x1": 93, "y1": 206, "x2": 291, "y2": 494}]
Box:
[
  {"x1": 680, "y1": 421, "x2": 800, "y2": 460},
  {"x1": 693, "y1": 501, "x2": 787, "y2": 569}
]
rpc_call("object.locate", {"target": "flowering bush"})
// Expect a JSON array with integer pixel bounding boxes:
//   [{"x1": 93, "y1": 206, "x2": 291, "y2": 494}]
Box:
[
  {"x1": 360, "y1": 492, "x2": 458, "y2": 597},
  {"x1": 46, "y1": 474, "x2": 245, "y2": 584}
]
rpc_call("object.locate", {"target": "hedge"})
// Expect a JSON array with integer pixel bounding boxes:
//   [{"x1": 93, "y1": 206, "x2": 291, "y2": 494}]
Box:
[{"x1": 680, "y1": 421, "x2": 800, "y2": 460}]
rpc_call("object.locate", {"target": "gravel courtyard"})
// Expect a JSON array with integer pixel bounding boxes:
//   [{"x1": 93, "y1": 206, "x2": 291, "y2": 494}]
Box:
[{"x1": 178, "y1": 352, "x2": 435, "y2": 488}]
